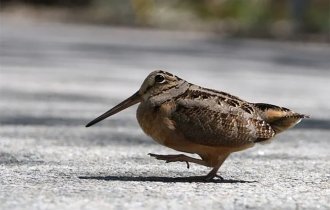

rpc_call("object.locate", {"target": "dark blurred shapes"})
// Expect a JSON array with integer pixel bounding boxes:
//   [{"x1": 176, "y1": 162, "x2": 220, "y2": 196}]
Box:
[
  {"x1": 1, "y1": 0, "x2": 91, "y2": 7},
  {"x1": 0, "y1": 0, "x2": 329, "y2": 41}
]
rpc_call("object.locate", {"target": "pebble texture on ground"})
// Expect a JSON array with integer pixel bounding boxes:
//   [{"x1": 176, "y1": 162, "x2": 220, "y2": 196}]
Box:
[{"x1": 0, "y1": 18, "x2": 329, "y2": 210}]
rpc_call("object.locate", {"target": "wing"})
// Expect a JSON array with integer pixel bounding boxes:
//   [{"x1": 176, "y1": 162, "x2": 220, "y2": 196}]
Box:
[{"x1": 170, "y1": 102, "x2": 275, "y2": 147}]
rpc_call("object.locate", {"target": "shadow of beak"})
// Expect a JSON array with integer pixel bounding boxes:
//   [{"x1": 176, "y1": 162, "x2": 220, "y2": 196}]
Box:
[{"x1": 86, "y1": 91, "x2": 141, "y2": 127}]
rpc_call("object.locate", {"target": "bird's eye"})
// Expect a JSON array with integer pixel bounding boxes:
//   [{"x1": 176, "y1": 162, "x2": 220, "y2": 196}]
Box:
[{"x1": 155, "y1": 74, "x2": 165, "y2": 83}]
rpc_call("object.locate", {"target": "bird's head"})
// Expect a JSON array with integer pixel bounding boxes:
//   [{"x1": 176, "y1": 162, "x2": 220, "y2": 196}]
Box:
[
  {"x1": 86, "y1": 70, "x2": 188, "y2": 127},
  {"x1": 138, "y1": 70, "x2": 184, "y2": 100}
]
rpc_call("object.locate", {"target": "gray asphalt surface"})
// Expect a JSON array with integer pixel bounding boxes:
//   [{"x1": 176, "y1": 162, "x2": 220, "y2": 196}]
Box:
[{"x1": 0, "y1": 17, "x2": 330, "y2": 210}]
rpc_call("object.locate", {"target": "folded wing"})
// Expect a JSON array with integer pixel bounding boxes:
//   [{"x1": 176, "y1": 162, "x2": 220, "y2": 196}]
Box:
[{"x1": 170, "y1": 102, "x2": 275, "y2": 147}]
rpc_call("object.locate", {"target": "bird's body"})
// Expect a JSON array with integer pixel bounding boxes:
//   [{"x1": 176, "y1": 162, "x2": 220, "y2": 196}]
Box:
[{"x1": 86, "y1": 70, "x2": 309, "y2": 180}]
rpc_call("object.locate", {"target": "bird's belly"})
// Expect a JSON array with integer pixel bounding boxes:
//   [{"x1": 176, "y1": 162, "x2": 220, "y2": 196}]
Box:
[{"x1": 136, "y1": 103, "x2": 253, "y2": 157}]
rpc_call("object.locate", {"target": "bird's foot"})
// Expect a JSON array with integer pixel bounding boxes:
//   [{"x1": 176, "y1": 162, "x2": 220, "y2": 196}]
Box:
[
  {"x1": 148, "y1": 153, "x2": 190, "y2": 169},
  {"x1": 204, "y1": 174, "x2": 224, "y2": 181},
  {"x1": 204, "y1": 170, "x2": 224, "y2": 181}
]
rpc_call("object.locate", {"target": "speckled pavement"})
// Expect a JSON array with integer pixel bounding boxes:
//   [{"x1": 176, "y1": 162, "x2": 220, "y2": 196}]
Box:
[{"x1": 1, "y1": 18, "x2": 329, "y2": 210}]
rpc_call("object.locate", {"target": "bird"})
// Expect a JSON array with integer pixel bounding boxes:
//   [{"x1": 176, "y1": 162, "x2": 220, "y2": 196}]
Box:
[{"x1": 86, "y1": 70, "x2": 309, "y2": 181}]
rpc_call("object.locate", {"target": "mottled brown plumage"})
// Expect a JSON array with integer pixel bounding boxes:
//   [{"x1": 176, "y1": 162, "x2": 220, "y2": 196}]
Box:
[{"x1": 86, "y1": 70, "x2": 309, "y2": 180}]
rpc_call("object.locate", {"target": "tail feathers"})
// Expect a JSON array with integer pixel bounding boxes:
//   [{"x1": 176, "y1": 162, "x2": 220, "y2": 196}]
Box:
[
  {"x1": 254, "y1": 103, "x2": 309, "y2": 133},
  {"x1": 278, "y1": 112, "x2": 310, "y2": 119}
]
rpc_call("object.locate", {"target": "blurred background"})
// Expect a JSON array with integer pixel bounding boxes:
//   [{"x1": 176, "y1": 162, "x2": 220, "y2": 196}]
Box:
[
  {"x1": 1, "y1": 0, "x2": 329, "y2": 123},
  {"x1": 1, "y1": 0, "x2": 329, "y2": 41},
  {"x1": 1, "y1": 1, "x2": 330, "y2": 209}
]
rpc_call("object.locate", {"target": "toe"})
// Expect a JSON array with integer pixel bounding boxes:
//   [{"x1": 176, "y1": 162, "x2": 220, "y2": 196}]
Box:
[
  {"x1": 148, "y1": 153, "x2": 156, "y2": 157},
  {"x1": 215, "y1": 174, "x2": 224, "y2": 180}
]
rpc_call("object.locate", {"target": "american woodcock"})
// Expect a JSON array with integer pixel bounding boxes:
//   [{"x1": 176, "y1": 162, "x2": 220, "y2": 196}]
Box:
[{"x1": 86, "y1": 70, "x2": 309, "y2": 180}]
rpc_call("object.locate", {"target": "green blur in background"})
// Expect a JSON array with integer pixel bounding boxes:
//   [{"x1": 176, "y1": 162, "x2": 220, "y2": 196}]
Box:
[{"x1": 1, "y1": 0, "x2": 329, "y2": 41}]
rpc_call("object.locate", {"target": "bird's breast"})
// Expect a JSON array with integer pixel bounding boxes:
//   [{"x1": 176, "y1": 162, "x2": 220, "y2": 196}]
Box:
[
  {"x1": 136, "y1": 101, "x2": 177, "y2": 146},
  {"x1": 136, "y1": 101, "x2": 204, "y2": 154}
]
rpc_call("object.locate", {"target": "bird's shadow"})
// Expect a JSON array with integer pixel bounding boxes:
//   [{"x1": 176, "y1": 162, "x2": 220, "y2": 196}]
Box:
[{"x1": 78, "y1": 175, "x2": 256, "y2": 183}]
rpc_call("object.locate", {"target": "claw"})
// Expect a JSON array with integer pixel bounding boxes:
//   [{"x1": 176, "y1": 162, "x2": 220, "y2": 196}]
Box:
[
  {"x1": 185, "y1": 161, "x2": 190, "y2": 169},
  {"x1": 204, "y1": 174, "x2": 224, "y2": 181},
  {"x1": 215, "y1": 174, "x2": 224, "y2": 180}
]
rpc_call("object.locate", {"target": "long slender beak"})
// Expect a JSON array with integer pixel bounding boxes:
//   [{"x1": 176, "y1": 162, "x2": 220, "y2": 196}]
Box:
[{"x1": 86, "y1": 91, "x2": 141, "y2": 127}]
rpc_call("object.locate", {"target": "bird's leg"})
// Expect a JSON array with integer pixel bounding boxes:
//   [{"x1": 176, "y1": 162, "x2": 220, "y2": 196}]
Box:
[
  {"x1": 204, "y1": 154, "x2": 229, "y2": 181},
  {"x1": 148, "y1": 153, "x2": 208, "y2": 169}
]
